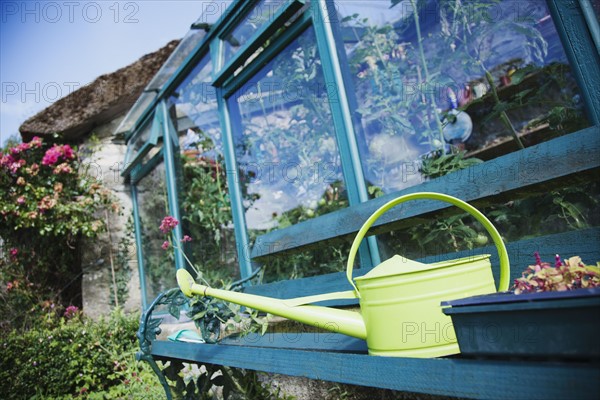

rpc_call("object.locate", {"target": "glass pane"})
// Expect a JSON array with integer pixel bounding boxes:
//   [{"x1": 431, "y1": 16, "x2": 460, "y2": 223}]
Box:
[
  {"x1": 168, "y1": 55, "x2": 240, "y2": 283},
  {"x1": 336, "y1": 0, "x2": 591, "y2": 195},
  {"x1": 114, "y1": 92, "x2": 157, "y2": 136},
  {"x1": 228, "y1": 26, "x2": 348, "y2": 238},
  {"x1": 222, "y1": 0, "x2": 286, "y2": 65},
  {"x1": 377, "y1": 179, "x2": 600, "y2": 263},
  {"x1": 125, "y1": 117, "x2": 154, "y2": 166},
  {"x1": 145, "y1": 29, "x2": 208, "y2": 92},
  {"x1": 135, "y1": 161, "x2": 175, "y2": 305},
  {"x1": 261, "y1": 242, "x2": 351, "y2": 283}
]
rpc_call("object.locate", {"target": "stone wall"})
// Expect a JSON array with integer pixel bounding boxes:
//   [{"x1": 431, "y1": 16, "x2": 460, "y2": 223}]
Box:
[{"x1": 79, "y1": 115, "x2": 141, "y2": 318}]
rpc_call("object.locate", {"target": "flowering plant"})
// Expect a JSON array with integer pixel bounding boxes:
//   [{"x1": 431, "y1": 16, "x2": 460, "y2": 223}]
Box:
[
  {"x1": 513, "y1": 252, "x2": 600, "y2": 294},
  {"x1": 158, "y1": 215, "x2": 271, "y2": 341},
  {"x1": 1, "y1": 136, "x2": 117, "y2": 332},
  {"x1": 0, "y1": 136, "x2": 115, "y2": 235}
]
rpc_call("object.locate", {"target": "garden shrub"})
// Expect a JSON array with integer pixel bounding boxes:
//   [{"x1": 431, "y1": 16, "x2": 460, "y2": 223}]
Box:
[
  {"x1": 0, "y1": 135, "x2": 117, "y2": 333},
  {"x1": 0, "y1": 309, "x2": 164, "y2": 399}
]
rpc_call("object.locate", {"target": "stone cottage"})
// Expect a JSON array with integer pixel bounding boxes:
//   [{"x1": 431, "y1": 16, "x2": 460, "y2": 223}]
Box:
[{"x1": 19, "y1": 40, "x2": 180, "y2": 318}]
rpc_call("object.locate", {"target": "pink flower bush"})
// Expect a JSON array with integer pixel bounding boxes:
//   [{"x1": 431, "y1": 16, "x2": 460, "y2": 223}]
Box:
[
  {"x1": 62, "y1": 144, "x2": 75, "y2": 159},
  {"x1": 38, "y1": 196, "x2": 57, "y2": 211},
  {"x1": 42, "y1": 145, "x2": 62, "y2": 166},
  {"x1": 1, "y1": 136, "x2": 119, "y2": 334},
  {"x1": 53, "y1": 163, "x2": 73, "y2": 174},
  {"x1": 159, "y1": 216, "x2": 179, "y2": 233},
  {"x1": 42, "y1": 144, "x2": 76, "y2": 166},
  {"x1": 161, "y1": 241, "x2": 170, "y2": 250}
]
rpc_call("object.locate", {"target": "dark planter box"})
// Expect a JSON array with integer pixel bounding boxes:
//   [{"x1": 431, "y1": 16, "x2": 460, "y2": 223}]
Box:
[{"x1": 442, "y1": 288, "x2": 600, "y2": 359}]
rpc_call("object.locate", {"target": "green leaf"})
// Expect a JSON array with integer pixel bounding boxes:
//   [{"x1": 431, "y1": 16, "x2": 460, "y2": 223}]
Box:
[{"x1": 168, "y1": 304, "x2": 181, "y2": 320}]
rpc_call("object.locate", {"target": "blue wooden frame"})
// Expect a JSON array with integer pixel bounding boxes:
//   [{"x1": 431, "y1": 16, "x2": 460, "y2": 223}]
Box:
[
  {"x1": 122, "y1": 111, "x2": 160, "y2": 177},
  {"x1": 213, "y1": 0, "x2": 307, "y2": 86},
  {"x1": 124, "y1": 1, "x2": 600, "y2": 397}
]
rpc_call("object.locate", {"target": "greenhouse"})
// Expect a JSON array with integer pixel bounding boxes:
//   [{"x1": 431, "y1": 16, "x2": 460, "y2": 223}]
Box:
[{"x1": 119, "y1": 1, "x2": 600, "y2": 399}]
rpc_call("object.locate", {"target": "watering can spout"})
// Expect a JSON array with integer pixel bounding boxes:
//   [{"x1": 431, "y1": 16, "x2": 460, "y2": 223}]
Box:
[{"x1": 177, "y1": 269, "x2": 367, "y2": 340}]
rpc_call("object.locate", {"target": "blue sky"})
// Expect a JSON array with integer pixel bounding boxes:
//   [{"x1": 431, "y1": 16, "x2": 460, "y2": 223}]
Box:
[{"x1": 1, "y1": 0, "x2": 232, "y2": 147}]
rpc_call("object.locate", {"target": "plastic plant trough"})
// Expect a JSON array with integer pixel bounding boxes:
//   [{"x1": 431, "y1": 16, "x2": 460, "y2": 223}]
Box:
[{"x1": 442, "y1": 287, "x2": 600, "y2": 359}]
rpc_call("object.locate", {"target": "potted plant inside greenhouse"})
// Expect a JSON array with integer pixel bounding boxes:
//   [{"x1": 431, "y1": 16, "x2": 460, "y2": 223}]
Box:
[{"x1": 442, "y1": 252, "x2": 600, "y2": 359}]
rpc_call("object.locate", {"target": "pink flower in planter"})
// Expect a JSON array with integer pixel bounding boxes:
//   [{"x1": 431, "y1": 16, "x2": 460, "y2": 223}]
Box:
[
  {"x1": 161, "y1": 241, "x2": 170, "y2": 250},
  {"x1": 534, "y1": 251, "x2": 542, "y2": 266},
  {"x1": 9, "y1": 248, "x2": 18, "y2": 258},
  {"x1": 16, "y1": 196, "x2": 25, "y2": 205},
  {"x1": 159, "y1": 216, "x2": 179, "y2": 233},
  {"x1": 181, "y1": 235, "x2": 192, "y2": 243},
  {"x1": 555, "y1": 254, "x2": 562, "y2": 268}
]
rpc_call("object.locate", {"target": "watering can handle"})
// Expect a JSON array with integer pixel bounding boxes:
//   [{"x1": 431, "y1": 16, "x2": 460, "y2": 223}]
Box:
[{"x1": 346, "y1": 192, "x2": 510, "y2": 296}]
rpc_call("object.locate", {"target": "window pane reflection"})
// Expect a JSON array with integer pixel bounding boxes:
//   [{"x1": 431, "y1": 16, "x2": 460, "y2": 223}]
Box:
[
  {"x1": 169, "y1": 56, "x2": 240, "y2": 282},
  {"x1": 136, "y1": 162, "x2": 175, "y2": 305},
  {"x1": 260, "y1": 242, "x2": 351, "y2": 283},
  {"x1": 222, "y1": 0, "x2": 286, "y2": 65},
  {"x1": 377, "y1": 180, "x2": 600, "y2": 263},
  {"x1": 125, "y1": 118, "x2": 153, "y2": 166},
  {"x1": 336, "y1": 0, "x2": 590, "y2": 195},
  {"x1": 228, "y1": 26, "x2": 348, "y2": 237}
]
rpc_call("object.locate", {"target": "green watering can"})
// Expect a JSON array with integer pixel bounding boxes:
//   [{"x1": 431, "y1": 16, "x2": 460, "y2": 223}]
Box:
[{"x1": 177, "y1": 192, "x2": 510, "y2": 358}]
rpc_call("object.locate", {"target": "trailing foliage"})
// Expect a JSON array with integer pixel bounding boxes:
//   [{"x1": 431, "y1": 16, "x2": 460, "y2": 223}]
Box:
[
  {"x1": 0, "y1": 136, "x2": 118, "y2": 332},
  {"x1": 110, "y1": 214, "x2": 135, "y2": 307},
  {"x1": 0, "y1": 309, "x2": 164, "y2": 399}
]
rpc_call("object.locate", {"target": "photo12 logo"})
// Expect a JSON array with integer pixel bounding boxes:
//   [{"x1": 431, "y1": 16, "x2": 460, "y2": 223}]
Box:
[
  {"x1": 1, "y1": 1, "x2": 140, "y2": 24},
  {"x1": 2, "y1": 81, "x2": 81, "y2": 104},
  {"x1": 198, "y1": 1, "x2": 287, "y2": 24}
]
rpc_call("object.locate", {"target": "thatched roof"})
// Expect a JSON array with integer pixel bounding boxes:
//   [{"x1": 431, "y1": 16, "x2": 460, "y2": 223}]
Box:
[{"x1": 19, "y1": 40, "x2": 180, "y2": 142}]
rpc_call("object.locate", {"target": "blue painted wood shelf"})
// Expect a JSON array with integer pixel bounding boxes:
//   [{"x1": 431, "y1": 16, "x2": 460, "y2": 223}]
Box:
[{"x1": 151, "y1": 339, "x2": 600, "y2": 400}]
